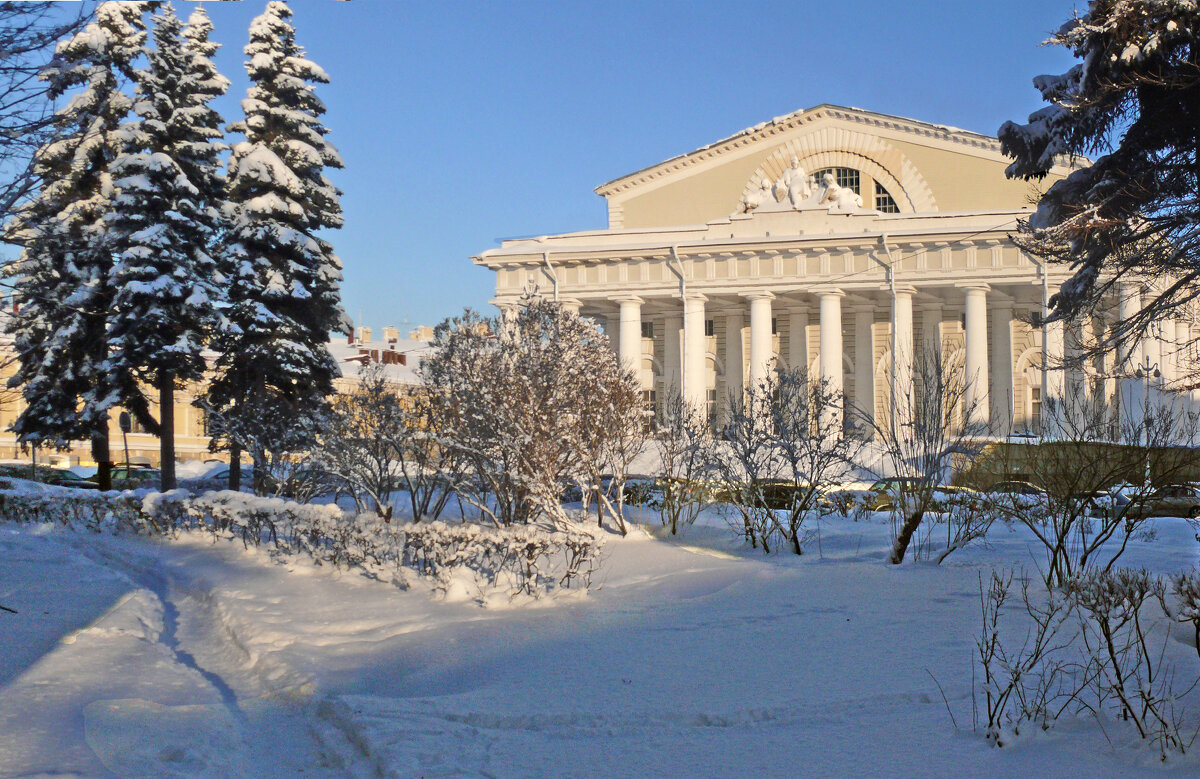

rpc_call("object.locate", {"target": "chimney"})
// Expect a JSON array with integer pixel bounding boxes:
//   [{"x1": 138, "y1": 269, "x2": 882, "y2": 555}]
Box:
[
  {"x1": 358, "y1": 326, "x2": 372, "y2": 344},
  {"x1": 382, "y1": 326, "x2": 399, "y2": 343}
]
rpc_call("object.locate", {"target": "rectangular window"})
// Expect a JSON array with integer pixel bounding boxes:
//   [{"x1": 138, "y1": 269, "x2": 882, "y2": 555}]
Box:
[
  {"x1": 641, "y1": 389, "x2": 657, "y2": 433},
  {"x1": 771, "y1": 317, "x2": 778, "y2": 335},
  {"x1": 1030, "y1": 387, "x2": 1042, "y2": 434},
  {"x1": 641, "y1": 321, "x2": 654, "y2": 339},
  {"x1": 704, "y1": 319, "x2": 715, "y2": 337},
  {"x1": 707, "y1": 389, "x2": 717, "y2": 426}
]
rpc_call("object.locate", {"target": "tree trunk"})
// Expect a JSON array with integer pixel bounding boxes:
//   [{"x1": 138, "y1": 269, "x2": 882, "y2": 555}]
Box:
[
  {"x1": 91, "y1": 418, "x2": 112, "y2": 492},
  {"x1": 159, "y1": 370, "x2": 176, "y2": 491},
  {"x1": 253, "y1": 456, "x2": 266, "y2": 496},
  {"x1": 228, "y1": 440, "x2": 241, "y2": 491},
  {"x1": 889, "y1": 509, "x2": 925, "y2": 564}
]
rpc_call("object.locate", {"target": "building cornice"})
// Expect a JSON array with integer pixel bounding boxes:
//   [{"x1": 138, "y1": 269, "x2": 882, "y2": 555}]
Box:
[{"x1": 472, "y1": 211, "x2": 1030, "y2": 268}]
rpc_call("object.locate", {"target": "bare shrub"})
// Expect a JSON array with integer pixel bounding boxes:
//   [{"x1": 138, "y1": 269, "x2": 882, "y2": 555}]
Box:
[
  {"x1": 710, "y1": 384, "x2": 778, "y2": 550},
  {"x1": 861, "y1": 347, "x2": 991, "y2": 564},
  {"x1": 1069, "y1": 568, "x2": 1197, "y2": 759},
  {"x1": 318, "y1": 362, "x2": 462, "y2": 521},
  {"x1": 912, "y1": 494, "x2": 997, "y2": 564},
  {"x1": 568, "y1": 351, "x2": 648, "y2": 536},
  {"x1": 974, "y1": 569, "x2": 1084, "y2": 745},
  {"x1": 978, "y1": 385, "x2": 1200, "y2": 588},
  {"x1": 654, "y1": 389, "x2": 712, "y2": 535},
  {"x1": 763, "y1": 368, "x2": 862, "y2": 555}
]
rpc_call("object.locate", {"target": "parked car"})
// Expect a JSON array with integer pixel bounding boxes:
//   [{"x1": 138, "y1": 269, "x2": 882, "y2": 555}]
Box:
[
  {"x1": 988, "y1": 480, "x2": 1045, "y2": 495},
  {"x1": 866, "y1": 478, "x2": 980, "y2": 512},
  {"x1": 184, "y1": 465, "x2": 254, "y2": 492},
  {"x1": 88, "y1": 466, "x2": 161, "y2": 489},
  {"x1": 1113, "y1": 484, "x2": 1200, "y2": 519},
  {"x1": 41, "y1": 469, "x2": 101, "y2": 490}
]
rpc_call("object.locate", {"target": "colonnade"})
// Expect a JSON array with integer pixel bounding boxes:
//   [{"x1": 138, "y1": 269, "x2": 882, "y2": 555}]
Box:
[
  {"x1": 599, "y1": 283, "x2": 1053, "y2": 433},
  {"x1": 554, "y1": 280, "x2": 1193, "y2": 437}
]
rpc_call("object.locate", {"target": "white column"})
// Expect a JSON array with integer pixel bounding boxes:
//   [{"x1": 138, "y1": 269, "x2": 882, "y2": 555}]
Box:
[
  {"x1": 962, "y1": 284, "x2": 990, "y2": 427},
  {"x1": 1162, "y1": 317, "x2": 1177, "y2": 384},
  {"x1": 990, "y1": 300, "x2": 1014, "y2": 434},
  {"x1": 1044, "y1": 319, "x2": 1066, "y2": 437},
  {"x1": 683, "y1": 294, "x2": 707, "y2": 410},
  {"x1": 854, "y1": 306, "x2": 875, "y2": 427},
  {"x1": 616, "y1": 296, "x2": 643, "y2": 374},
  {"x1": 664, "y1": 313, "x2": 682, "y2": 393},
  {"x1": 1101, "y1": 317, "x2": 1117, "y2": 415},
  {"x1": 560, "y1": 298, "x2": 581, "y2": 316},
  {"x1": 818, "y1": 290, "x2": 844, "y2": 393},
  {"x1": 818, "y1": 290, "x2": 845, "y2": 431},
  {"x1": 744, "y1": 292, "x2": 775, "y2": 388},
  {"x1": 724, "y1": 309, "x2": 745, "y2": 396},
  {"x1": 1118, "y1": 283, "x2": 1142, "y2": 430},
  {"x1": 920, "y1": 302, "x2": 942, "y2": 360},
  {"x1": 787, "y1": 307, "x2": 809, "y2": 375},
  {"x1": 894, "y1": 287, "x2": 915, "y2": 425}
]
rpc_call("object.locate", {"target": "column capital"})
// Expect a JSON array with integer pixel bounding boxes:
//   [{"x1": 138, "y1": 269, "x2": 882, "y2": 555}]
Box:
[
  {"x1": 812, "y1": 287, "x2": 845, "y2": 299},
  {"x1": 893, "y1": 284, "x2": 918, "y2": 297},
  {"x1": 739, "y1": 291, "x2": 776, "y2": 302},
  {"x1": 613, "y1": 294, "x2": 644, "y2": 306},
  {"x1": 683, "y1": 292, "x2": 708, "y2": 303},
  {"x1": 956, "y1": 282, "x2": 991, "y2": 295}
]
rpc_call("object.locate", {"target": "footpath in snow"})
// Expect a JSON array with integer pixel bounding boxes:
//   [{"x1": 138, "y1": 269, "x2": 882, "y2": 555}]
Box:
[{"x1": 3, "y1": 511, "x2": 1200, "y2": 777}]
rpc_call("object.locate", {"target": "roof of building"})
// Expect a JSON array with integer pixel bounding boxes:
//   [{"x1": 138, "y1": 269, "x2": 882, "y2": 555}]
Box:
[{"x1": 328, "y1": 333, "x2": 433, "y2": 386}]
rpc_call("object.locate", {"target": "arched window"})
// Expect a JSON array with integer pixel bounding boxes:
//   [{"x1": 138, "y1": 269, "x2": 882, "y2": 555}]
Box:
[
  {"x1": 812, "y1": 166, "x2": 901, "y2": 213},
  {"x1": 874, "y1": 182, "x2": 900, "y2": 213},
  {"x1": 811, "y1": 167, "x2": 860, "y2": 195}
]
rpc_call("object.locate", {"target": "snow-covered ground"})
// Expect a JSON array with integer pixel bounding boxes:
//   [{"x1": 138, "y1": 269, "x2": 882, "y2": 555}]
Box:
[{"x1": 3, "y1": 508, "x2": 1200, "y2": 777}]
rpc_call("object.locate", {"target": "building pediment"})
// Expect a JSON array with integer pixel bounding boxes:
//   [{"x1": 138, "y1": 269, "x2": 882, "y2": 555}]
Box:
[{"x1": 594, "y1": 104, "x2": 1070, "y2": 230}]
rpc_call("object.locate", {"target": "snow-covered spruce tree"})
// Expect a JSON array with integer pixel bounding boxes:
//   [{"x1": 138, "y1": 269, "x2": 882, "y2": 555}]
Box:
[
  {"x1": 105, "y1": 3, "x2": 228, "y2": 490},
  {"x1": 999, "y1": 1, "x2": 1200, "y2": 359},
  {"x1": 207, "y1": 1, "x2": 348, "y2": 493},
  {"x1": 2, "y1": 2, "x2": 152, "y2": 490}
]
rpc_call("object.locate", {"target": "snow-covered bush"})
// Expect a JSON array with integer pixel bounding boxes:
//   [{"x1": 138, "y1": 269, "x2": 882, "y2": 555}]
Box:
[
  {"x1": 0, "y1": 482, "x2": 154, "y2": 533},
  {"x1": 0, "y1": 485, "x2": 602, "y2": 600},
  {"x1": 422, "y1": 298, "x2": 643, "y2": 528}
]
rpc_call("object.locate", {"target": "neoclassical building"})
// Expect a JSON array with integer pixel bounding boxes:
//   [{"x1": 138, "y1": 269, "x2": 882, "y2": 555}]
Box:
[{"x1": 474, "y1": 105, "x2": 1191, "y2": 434}]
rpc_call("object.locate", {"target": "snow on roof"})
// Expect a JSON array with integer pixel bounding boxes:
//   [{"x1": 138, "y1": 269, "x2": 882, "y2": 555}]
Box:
[{"x1": 328, "y1": 332, "x2": 432, "y2": 386}]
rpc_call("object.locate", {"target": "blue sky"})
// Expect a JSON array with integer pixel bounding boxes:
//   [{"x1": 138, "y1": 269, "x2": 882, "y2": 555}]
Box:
[{"x1": 77, "y1": 1, "x2": 1085, "y2": 332}]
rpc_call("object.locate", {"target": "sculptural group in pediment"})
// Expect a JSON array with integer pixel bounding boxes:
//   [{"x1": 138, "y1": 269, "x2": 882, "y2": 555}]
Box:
[{"x1": 738, "y1": 156, "x2": 864, "y2": 215}]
